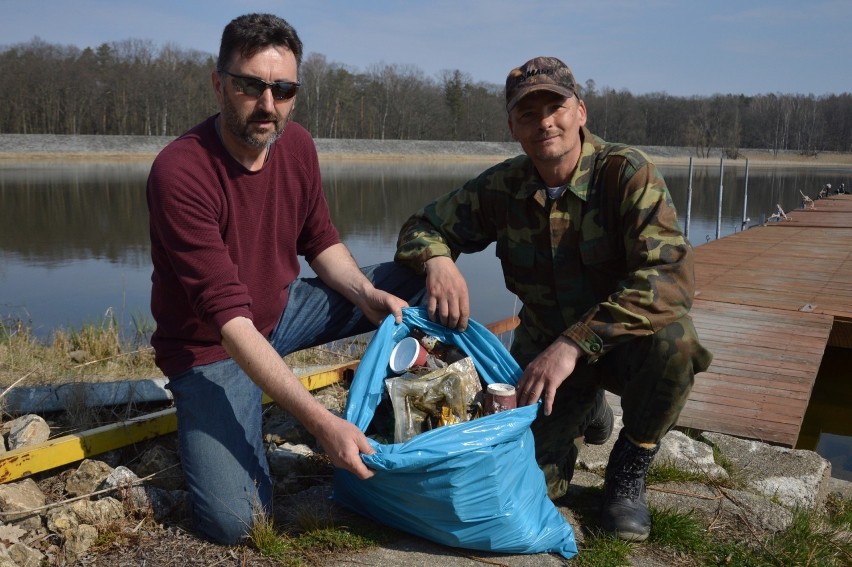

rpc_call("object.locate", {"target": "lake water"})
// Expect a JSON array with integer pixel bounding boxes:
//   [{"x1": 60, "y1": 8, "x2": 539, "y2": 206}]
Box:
[{"x1": 1, "y1": 158, "x2": 850, "y2": 478}]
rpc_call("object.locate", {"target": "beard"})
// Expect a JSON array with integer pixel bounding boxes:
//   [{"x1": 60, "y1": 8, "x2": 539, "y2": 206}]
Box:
[{"x1": 220, "y1": 95, "x2": 293, "y2": 149}]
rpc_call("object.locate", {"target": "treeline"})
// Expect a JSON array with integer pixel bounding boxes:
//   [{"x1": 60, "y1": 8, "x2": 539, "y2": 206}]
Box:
[{"x1": 2, "y1": 38, "x2": 850, "y2": 155}]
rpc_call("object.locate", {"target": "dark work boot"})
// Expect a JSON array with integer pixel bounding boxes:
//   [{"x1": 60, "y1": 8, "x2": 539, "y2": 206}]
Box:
[
  {"x1": 583, "y1": 390, "x2": 614, "y2": 445},
  {"x1": 601, "y1": 430, "x2": 659, "y2": 542}
]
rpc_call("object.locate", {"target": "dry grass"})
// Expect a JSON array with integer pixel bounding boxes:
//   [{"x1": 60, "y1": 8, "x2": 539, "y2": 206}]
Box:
[
  {"x1": 0, "y1": 314, "x2": 370, "y2": 391},
  {"x1": 0, "y1": 315, "x2": 159, "y2": 389},
  {"x1": 0, "y1": 311, "x2": 367, "y2": 436},
  {"x1": 282, "y1": 336, "x2": 370, "y2": 369}
]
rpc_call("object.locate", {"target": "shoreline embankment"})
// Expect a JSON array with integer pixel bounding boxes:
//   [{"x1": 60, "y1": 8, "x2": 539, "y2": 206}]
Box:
[{"x1": 1, "y1": 133, "x2": 851, "y2": 169}]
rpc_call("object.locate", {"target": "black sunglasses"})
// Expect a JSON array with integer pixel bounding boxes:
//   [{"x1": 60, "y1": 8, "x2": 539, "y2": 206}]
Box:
[{"x1": 219, "y1": 70, "x2": 300, "y2": 101}]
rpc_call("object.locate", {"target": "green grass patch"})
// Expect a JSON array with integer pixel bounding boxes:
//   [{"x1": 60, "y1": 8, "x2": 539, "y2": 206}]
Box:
[
  {"x1": 826, "y1": 493, "x2": 852, "y2": 530},
  {"x1": 760, "y1": 508, "x2": 852, "y2": 566},
  {"x1": 570, "y1": 496, "x2": 852, "y2": 566},
  {"x1": 248, "y1": 484, "x2": 400, "y2": 566},
  {"x1": 249, "y1": 513, "x2": 298, "y2": 563},
  {"x1": 293, "y1": 527, "x2": 380, "y2": 553},
  {"x1": 649, "y1": 507, "x2": 711, "y2": 556},
  {"x1": 646, "y1": 462, "x2": 710, "y2": 485},
  {"x1": 711, "y1": 444, "x2": 747, "y2": 486},
  {"x1": 250, "y1": 507, "x2": 397, "y2": 567},
  {"x1": 572, "y1": 531, "x2": 632, "y2": 567},
  {"x1": 701, "y1": 506, "x2": 852, "y2": 567}
]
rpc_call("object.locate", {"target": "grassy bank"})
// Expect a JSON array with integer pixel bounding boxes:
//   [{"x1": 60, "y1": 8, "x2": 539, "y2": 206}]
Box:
[
  {"x1": 0, "y1": 315, "x2": 160, "y2": 388},
  {"x1": 0, "y1": 315, "x2": 367, "y2": 389}
]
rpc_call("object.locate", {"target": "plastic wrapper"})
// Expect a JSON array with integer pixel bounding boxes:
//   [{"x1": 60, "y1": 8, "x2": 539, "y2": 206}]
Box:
[{"x1": 385, "y1": 357, "x2": 482, "y2": 443}]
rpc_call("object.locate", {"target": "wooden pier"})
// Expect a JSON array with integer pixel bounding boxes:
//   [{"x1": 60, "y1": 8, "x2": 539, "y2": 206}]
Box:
[
  {"x1": 493, "y1": 196, "x2": 852, "y2": 447},
  {"x1": 647, "y1": 194, "x2": 852, "y2": 446}
]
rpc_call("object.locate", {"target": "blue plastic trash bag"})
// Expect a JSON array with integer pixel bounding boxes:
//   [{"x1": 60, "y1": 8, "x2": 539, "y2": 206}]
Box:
[{"x1": 333, "y1": 307, "x2": 577, "y2": 559}]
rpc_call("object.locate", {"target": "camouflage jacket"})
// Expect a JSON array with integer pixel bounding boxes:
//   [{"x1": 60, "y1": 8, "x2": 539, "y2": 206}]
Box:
[{"x1": 395, "y1": 126, "x2": 696, "y2": 363}]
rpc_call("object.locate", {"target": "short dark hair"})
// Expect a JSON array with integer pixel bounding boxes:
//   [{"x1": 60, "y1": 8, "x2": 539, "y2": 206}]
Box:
[{"x1": 217, "y1": 13, "x2": 303, "y2": 72}]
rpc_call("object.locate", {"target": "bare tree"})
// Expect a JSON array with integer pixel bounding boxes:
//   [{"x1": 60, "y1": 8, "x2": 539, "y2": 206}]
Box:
[{"x1": 1, "y1": 37, "x2": 850, "y2": 151}]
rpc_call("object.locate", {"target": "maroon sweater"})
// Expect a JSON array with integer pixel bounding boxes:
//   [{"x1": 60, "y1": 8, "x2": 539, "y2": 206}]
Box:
[{"x1": 147, "y1": 116, "x2": 340, "y2": 376}]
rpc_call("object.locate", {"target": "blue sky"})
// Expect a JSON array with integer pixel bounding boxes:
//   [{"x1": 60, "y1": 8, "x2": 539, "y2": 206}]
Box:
[{"x1": 2, "y1": 0, "x2": 850, "y2": 97}]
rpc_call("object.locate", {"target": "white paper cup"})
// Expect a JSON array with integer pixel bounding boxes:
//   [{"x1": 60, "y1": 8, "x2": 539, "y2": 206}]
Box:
[{"x1": 389, "y1": 337, "x2": 427, "y2": 374}]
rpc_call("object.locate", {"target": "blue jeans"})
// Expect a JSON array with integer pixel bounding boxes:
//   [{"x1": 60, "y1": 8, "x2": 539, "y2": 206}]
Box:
[{"x1": 166, "y1": 262, "x2": 425, "y2": 544}]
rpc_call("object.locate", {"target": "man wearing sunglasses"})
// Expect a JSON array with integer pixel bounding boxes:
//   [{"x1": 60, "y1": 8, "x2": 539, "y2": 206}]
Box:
[{"x1": 146, "y1": 13, "x2": 424, "y2": 545}]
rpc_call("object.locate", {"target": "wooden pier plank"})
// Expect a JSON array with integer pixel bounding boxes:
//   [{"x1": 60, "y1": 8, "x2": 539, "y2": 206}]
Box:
[
  {"x1": 610, "y1": 195, "x2": 851, "y2": 446},
  {"x1": 681, "y1": 300, "x2": 832, "y2": 445},
  {"x1": 679, "y1": 195, "x2": 851, "y2": 445}
]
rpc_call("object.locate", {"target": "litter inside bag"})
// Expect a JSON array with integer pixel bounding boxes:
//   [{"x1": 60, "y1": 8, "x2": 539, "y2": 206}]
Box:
[
  {"x1": 385, "y1": 357, "x2": 482, "y2": 443},
  {"x1": 333, "y1": 307, "x2": 577, "y2": 559}
]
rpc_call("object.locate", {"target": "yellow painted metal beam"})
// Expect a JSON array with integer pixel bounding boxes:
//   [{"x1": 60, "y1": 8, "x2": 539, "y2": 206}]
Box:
[
  {"x1": 261, "y1": 360, "x2": 359, "y2": 404},
  {"x1": 0, "y1": 408, "x2": 178, "y2": 484},
  {"x1": 0, "y1": 322, "x2": 517, "y2": 484},
  {"x1": 0, "y1": 360, "x2": 359, "y2": 484}
]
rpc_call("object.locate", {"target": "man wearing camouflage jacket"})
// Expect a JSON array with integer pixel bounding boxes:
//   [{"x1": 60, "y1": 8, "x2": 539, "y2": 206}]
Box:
[{"x1": 395, "y1": 56, "x2": 712, "y2": 542}]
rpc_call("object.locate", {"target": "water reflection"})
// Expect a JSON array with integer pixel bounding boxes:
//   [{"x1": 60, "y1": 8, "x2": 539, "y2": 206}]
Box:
[
  {"x1": 1, "y1": 159, "x2": 850, "y2": 473},
  {"x1": 2, "y1": 159, "x2": 850, "y2": 327},
  {"x1": 2, "y1": 159, "x2": 850, "y2": 328},
  {"x1": 0, "y1": 163, "x2": 152, "y2": 267}
]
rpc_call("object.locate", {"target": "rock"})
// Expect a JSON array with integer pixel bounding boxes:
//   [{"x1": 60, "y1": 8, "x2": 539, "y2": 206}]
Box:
[
  {"x1": 702, "y1": 432, "x2": 832, "y2": 510},
  {"x1": 97, "y1": 465, "x2": 187, "y2": 521},
  {"x1": 45, "y1": 505, "x2": 79, "y2": 535},
  {"x1": 46, "y1": 497, "x2": 123, "y2": 563},
  {"x1": 5, "y1": 415, "x2": 50, "y2": 449},
  {"x1": 129, "y1": 445, "x2": 183, "y2": 490},
  {"x1": 68, "y1": 350, "x2": 88, "y2": 364},
  {"x1": 648, "y1": 481, "x2": 793, "y2": 534},
  {"x1": 68, "y1": 498, "x2": 125, "y2": 525},
  {"x1": 313, "y1": 386, "x2": 348, "y2": 416},
  {"x1": 96, "y1": 449, "x2": 124, "y2": 468},
  {"x1": 827, "y1": 476, "x2": 852, "y2": 500},
  {"x1": 267, "y1": 443, "x2": 316, "y2": 475},
  {"x1": 264, "y1": 408, "x2": 314, "y2": 446},
  {"x1": 63, "y1": 523, "x2": 98, "y2": 563},
  {"x1": 657, "y1": 430, "x2": 729, "y2": 480},
  {"x1": 647, "y1": 481, "x2": 724, "y2": 523},
  {"x1": 4, "y1": 541, "x2": 45, "y2": 566},
  {"x1": 0, "y1": 553, "x2": 22, "y2": 567},
  {"x1": 721, "y1": 487, "x2": 795, "y2": 533},
  {"x1": 64, "y1": 459, "x2": 114, "y2": 497},
  {"x1": 99, "y1": 466, "x2": 148, "y2": 511},
  {"x1": 570, "y1": 470, "x2": 605, "y2": 489},
  {"x1": 143, "y1": 486, "x2": 188, "y2": 522},
  {"x1": 0, "y1": 478, "x2": 46, "y2": 530}
]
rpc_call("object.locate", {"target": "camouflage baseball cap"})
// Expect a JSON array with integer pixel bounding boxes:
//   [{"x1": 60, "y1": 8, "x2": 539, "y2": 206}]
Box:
[{"x1": 505, "y1": 56, "x2": 578, "y2": 112}]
